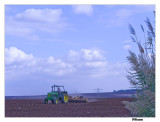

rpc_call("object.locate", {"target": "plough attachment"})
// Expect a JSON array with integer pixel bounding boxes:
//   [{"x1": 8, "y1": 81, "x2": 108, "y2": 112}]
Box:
[{"x1": 69, "y1": 96, "x2": 87, "y2": 103}]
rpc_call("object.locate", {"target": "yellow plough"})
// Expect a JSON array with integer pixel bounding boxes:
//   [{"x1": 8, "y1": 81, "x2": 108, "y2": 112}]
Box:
[{"x1": 69, "y1": 96, "x2": 87, "y2": 103}]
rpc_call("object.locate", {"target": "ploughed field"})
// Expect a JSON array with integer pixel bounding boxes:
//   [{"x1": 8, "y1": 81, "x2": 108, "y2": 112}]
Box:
[{"x1": 5, "y1": 98, "x2": 133, "y2": 117}]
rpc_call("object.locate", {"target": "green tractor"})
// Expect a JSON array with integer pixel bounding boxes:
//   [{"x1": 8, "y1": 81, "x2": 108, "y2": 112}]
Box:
[{"x1": 43, "y1": 84, "x2": 69, "y2": 104}]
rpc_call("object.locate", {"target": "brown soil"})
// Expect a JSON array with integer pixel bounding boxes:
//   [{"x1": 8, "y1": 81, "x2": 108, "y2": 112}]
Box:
[{"x1": 5, "y1": 98, "x2": 133, "y2": 117}]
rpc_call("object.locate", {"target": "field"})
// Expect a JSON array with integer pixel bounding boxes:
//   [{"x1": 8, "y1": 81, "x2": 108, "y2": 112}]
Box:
[{"x1": 5, "y1": 98, "x2": 133, "y2": 117}]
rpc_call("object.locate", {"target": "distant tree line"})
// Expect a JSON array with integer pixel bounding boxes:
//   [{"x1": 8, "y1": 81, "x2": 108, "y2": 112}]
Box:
[{"x1": 113, "y1": 89, "x2": 137, "y2": 94}]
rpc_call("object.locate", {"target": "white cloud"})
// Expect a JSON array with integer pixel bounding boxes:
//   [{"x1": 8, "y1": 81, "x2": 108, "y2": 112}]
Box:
[
  {"x1": 115, "y1": 6, "x2": 155, "y2": 24},
  {"x1": 5, "y1": 47, "x2": 36, "y2": 66},
  {"x1": 68, "y1": 49, "x2": 105, "y2": 62},
  {"x1": 68, "y1": 50, "x2": 80, "y2": 61},
  {"x1": 123, "y1": 45, "x2": 132, "y2": 50},
  {"x1": 72, "y1": 5, "x2": 93, "y2": 16},
  {"x1": 5, "y1": 47, "x2": 75, "y2": 78},
  {"x1": 116, "y1": 8, "x2": 134, "y2": 19},
  {"x1": 45, "y1": 56, "x2": 75, "y2": 76},
  {"x1": 102, "y1": 5, "x2": 155, "y2": 27},
  {"x1": 16, "y1": 9, "x2": 62, "y2": 23},
  {"x1": 85, "y1": 61, "x2": 107, "y2": 68},
  {"x1": 47, "y1": 56, "x2": 68, "y2": 68},
  {"x1": 5, "y1": 8, "x2": 68, "y2": 40},
  {"x1": 81, "y1": 49, "x2": 105, "y2": 61},
  {"x1": 5, "y1": 47, "x2": 37, "y2": 80},
  {"x1": 5, "y1": 47, "x2": 127, "y2": 80}
]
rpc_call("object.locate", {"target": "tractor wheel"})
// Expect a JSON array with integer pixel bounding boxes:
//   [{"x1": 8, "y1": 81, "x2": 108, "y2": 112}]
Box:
[
  {"x1": 51, "y1": 99, "x2": 59, "y2": 104},
  {"x1": 61, "y1": 94, "x2": 69, "y2": 103},
  {"x1": 44, "y1": 98, "x2": 48, "y2": 104},
  {"x1": 54, "y1": 99, "x2": 59, "y2": 104}
]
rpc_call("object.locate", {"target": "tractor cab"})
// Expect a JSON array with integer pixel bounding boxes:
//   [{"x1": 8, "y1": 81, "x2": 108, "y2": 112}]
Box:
[
  {"x1": 51, "y1": 84, "x2": 66, "y2": 92},
  {"x1": 51, "y1": 85, "x2": 67, "y2": 98}
]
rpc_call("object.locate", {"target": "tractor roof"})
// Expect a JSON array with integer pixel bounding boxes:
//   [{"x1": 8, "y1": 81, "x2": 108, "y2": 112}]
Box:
[
  {"x1": 51, "y1": 84, "x2": 64, "y2": 87},
  {"x1": 52, "y1": 85, "x2": 64, "y2": 87}
]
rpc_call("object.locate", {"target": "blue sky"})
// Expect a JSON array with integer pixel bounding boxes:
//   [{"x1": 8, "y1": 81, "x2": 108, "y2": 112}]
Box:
[{"x1": 5, "y1": 5, "x2": 155, "y2": 96}]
